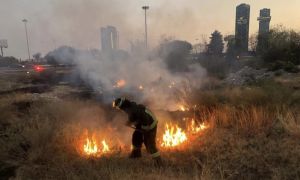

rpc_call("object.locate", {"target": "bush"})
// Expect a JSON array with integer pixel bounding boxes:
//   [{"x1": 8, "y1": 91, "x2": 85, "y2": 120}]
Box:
[
  {"x1": 158, "y1": 40, "x2": 193, "y2": 73},
  {"x1": 0, "y1": 56, "x2": 19, "y2": 67},
  {"x1": 198, "y1": 56, "x2": 230, "y2": 79},
  {"x1": 284, "y1": 61, "x2": 299, "y2": 72},
  {"x1": 45, "y1": 46, "x2": 77, "y2": 65},
  {"x1": 258, "y1": 27, "x2": 300, "y2": 71}
]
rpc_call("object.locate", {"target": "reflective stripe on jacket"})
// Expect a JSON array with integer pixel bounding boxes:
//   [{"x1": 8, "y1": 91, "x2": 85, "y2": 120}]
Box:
[{"x1": 141, "y1": 109, "x2": 158, "y2": 131}]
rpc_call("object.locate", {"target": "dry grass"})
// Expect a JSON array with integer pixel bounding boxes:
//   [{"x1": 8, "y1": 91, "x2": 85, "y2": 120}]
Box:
[
  {"x1": 0, "y1": 79, "x2": 300, "y2": 179},
  {"x1": 0, "y1": 94, "x2": 206, "y2": 179}
]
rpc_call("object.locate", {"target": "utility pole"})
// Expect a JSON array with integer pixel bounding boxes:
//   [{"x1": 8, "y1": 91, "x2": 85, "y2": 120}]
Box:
[
  {"x1": 142, "y1": 6, "x2": 149, "y2": 49},
  {"x1": 22, "y1": 19, "x2": 31, "y2": 61}
]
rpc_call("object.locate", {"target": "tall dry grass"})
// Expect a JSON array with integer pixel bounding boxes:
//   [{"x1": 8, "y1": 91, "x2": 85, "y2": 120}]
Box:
[
  {"x1": 0, "y1": 79, "x2": 299, "y2": 179},
  {"x1": 0, "y1": 93, "x2": 210, "y2": 179}
]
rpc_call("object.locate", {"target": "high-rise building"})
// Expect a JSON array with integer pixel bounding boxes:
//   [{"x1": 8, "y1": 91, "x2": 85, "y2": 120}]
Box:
[
  {"x1": 101, "y1": 26, "x2": 119, "y2": 52},
  {"x1": 257, "y1": 8, "x2": 271, "y2": 35},
  {"x1": 235, "y1": 3, "x2": 250, "y2": 53}
]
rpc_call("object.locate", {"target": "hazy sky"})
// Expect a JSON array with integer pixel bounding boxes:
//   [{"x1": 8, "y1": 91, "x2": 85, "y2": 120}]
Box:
[{"x1": 0, "y1": 0, "x2": 299, "y2": 59}]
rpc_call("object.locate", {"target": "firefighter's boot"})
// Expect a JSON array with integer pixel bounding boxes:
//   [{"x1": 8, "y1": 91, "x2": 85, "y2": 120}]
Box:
[{"x1": 129, "y1": 148, "x2": 142, "y2": 158}]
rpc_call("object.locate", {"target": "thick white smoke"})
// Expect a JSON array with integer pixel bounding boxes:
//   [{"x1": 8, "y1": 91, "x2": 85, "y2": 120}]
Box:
[{"x1": 69, "y1": 48, "x2": 206, "y2": 111}]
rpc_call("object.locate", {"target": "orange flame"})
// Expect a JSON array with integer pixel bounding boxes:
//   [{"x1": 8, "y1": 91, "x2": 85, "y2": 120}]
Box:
[
  {"x1": 82, "y1": 133, "x2": 110, "y2": 156},
  {"x1": 189, "y1": 119, "x2": 208, "y2": 134},
  {"x1": 161, "y1": 124, "x2": 187, "y2": 147},
  {"x1": 84, "y1": 136, "x2": 99, "y2": 155},
  {"x1": 114, "y1": 79, "x2": 126, "y2": 88},
  {"x1": 178, "y1": 104, "x2": 189, "y2": 112},
  {"x1": 160, "y1": 119, "x2": 209, "y2": 149},
  {"x1": 101, "y1": 140, "x2": 110, "y2": 153}
]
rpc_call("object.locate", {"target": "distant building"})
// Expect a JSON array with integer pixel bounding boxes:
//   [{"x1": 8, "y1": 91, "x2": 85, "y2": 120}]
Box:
[
  {"x1": 235, "y1": 3, "x2": 250, "y2": 53},
  {"x1": 256, "y1": 9, "x2": 271, "y2": 54},
  {"x1": 101, "y1": 26, "x2": 119, "y2": 52},
  {"x1": 257, "y1": 8, "x2": 271, "y2": 35}
]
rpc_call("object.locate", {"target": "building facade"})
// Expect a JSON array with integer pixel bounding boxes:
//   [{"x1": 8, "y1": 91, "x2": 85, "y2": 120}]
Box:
[
  {"x1": 101, "y1": 26, "x2": 119, "y2": 52},
  {"x1": 235, "y1": 3, "x2": 250, "y2": 53},
  {"x1": 258, "y1": 8, "x2": 271, "y2": 35}
]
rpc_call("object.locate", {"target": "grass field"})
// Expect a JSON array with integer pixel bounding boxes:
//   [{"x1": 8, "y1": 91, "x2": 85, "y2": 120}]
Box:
[{"x1": 0, "y1": 74, "x2": 299, "y2": 180}]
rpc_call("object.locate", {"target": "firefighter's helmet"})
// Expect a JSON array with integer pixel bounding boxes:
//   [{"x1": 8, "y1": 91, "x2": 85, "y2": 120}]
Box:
[{"x1": 113, "y1": 97, "x2": 130, "y2": 109}]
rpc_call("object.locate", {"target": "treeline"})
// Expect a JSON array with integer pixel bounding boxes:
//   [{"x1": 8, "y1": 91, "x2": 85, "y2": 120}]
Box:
[
  {"x1": 195, "y1": 26, "x2": 300, "y2": 78},
  {"x1": 257, "y1": 27, "x2": 300, "y2": 72},
  {"x1": 35, "y1": 26, "x2": 300, "y2": 79},
  {"x1": 0, "y1": 56, "x2": 19, "y2": 67}
]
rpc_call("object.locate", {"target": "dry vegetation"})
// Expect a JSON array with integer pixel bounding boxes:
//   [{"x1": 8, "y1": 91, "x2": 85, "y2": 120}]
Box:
[{"x1": 0, "y1": 78, "x2": 300, "y2": 180}]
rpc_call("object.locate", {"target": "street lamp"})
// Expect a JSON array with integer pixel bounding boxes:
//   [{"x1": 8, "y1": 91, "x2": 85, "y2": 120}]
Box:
[
  {"x1": 142, "y1": 6, "x2": 149, "y2": 49},
  {"x1": 22, "y1": 19, "x2": 31, "y2": 61}
]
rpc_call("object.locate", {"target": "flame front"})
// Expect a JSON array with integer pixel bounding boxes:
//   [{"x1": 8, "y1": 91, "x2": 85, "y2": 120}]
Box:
[
  {"x1": 82, "y1": 133, "x2": 110, "y2": 156},
  {"x1": 189, "y1": 120, "x2": 208, "y2": 134},
  {"x1": 80, "y1": 114, "x2": 209, "y2": 155},
  {"x1": 102, "y1": 140, "x2": 110, "y2": 153},
  {"x1": 160, "y1": 119, "x2": 209, "y2": 148},
  {"x1": 161, "y1": 124, "x2": 187, "y2": 147},
  {"x1": 84, "y1": 137, "x2": 99, "y2": 155}
]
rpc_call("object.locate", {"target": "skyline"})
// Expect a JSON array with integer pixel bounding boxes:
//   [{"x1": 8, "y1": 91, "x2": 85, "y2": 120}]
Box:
[{"x1": 0, "y1": 0, "x2": 300, "y2": 59}]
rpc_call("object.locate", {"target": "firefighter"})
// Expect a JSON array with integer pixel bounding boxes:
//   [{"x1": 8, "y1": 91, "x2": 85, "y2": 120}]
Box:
[{"x1": 113, "y1": 97, "x2": 162, "y2": 166}]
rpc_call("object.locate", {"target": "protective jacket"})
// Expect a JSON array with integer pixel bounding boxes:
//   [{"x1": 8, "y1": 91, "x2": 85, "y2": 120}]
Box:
[
  {"x1": 117, "y1": 100, "x2": 160, "y2": 159},
  {"x1": 126, "y1": 103, "x2": 158, "y2": 131}
]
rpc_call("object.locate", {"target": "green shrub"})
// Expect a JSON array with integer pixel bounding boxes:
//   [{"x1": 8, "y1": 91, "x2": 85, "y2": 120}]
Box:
[{"x1": 258, "y1": 27, "x2": 300, "y2": 71}]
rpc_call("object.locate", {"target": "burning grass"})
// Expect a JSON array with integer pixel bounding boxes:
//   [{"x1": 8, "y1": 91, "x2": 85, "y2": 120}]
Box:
[
  {"x1": 82, "y1": 130, "x2": 110, "y2": 156},
  {"x1": 0, "y1": 79, "x2": 300, "y2": 179},
  {"x1": 161, "y1": 123, "x2": 188, "y2": 148},
  {"x1": 160, "y1": 120, "x2": 209, "y2": 148}
]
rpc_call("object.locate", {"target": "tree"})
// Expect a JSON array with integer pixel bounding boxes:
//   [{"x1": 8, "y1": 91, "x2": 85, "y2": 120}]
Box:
[
  {"x1": 207, "y1": 30, "x2": 224, "y2": 56},
  {"x1": 256, "y1": 33, "x2": 270, "y2": 55},
  {"x1": 0, "y1": 56, "x2": 19, "y2": 67},
  {"x1": 224, "y1": 35, "x2": 237, "y2": 59},
  {"x1": 159, "y1": 40, "x2": 193, "y2": 73},
  {"x1": 259, "y1": 26, "x2": 300, "y2": 72},
  {"x1": 249, "y1": 34, "x2": 258, "y2": 52},
  {"x1": 33, "y1": 53, "x2": 42, "y2": 62},
  {"x1": 45, "y1": 46, "x2": 77, "y2": 65}
]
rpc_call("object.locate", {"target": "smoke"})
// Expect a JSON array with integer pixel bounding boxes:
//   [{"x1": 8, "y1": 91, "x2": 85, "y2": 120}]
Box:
[
  {"x1": 38, "y1": 0, "x2": 207, "y2": 111},
  {"x1": 1, "y1": 0, "x2": 212, "y2": 58},
  {"x1": 46, "y1": 0, "x2": 204, "y2": 50},
  {"x1": 46, "y1": 43, "x2": 206, "y2": 111}
]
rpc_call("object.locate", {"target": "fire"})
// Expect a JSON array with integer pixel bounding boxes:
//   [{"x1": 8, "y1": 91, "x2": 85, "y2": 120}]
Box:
[
  {"x1": 161, "y1": 124, "x2": 187, "y2": 147},
  {"x1": 82, "y1": 133, "x2": 110, "y2": 156},
  {"x1": 78, "y1": 109, "x2": 209, "y2": 156},
  {"x1": 160, "y1": 119, "x2": 209, "y2": 148},
  {"x1": 179, "y1": 105, "x2": 189, "y2": 112},
  {"x1": 114, "y1": 79, "x2": 126, "y2": 88},
  {"x1": 189, "y1": 119, "x2": 208, "y2": 134},
  {"x1": 84, "y1": 136, "x2": 98, "y2": 155},
  {"x1": 102, "y1": 140, "x2": 110, "y2": 153}
]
